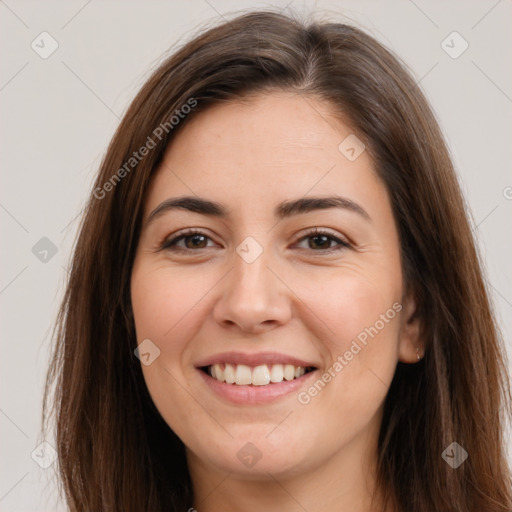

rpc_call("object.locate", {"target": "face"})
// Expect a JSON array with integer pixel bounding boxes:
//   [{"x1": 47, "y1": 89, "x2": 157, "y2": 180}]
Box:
[{"x1": 130, "y1": 92, "x2": 419, "y2": 480}]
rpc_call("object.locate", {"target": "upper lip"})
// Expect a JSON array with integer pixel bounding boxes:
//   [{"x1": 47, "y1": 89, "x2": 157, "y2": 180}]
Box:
[{"x1": 195, "y1": 351, "x2": 319, "y2": 369}]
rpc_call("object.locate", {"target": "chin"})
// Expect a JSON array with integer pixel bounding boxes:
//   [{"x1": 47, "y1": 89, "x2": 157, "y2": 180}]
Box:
[{"x1": 190, "y1": 427, "x2": 319, "y2": 479}]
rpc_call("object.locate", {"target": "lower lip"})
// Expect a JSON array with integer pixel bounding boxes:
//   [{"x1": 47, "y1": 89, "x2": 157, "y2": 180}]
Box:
[{"x1": 197, "y1": 368, "x2": 318, "y2": 405}]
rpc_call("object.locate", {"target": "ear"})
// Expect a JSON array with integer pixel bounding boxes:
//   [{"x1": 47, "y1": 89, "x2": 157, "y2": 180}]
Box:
[{"x1": 397, "y1": 292, "x2": 424, "y2": 364}]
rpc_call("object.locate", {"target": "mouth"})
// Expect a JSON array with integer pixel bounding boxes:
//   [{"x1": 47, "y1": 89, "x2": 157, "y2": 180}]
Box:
[
  {"x1": 200, "y1": 363, "x2": 317, "y2": 386},
  {"x1": 195, "y1": 352, "x2": 320, "y2": 404}
]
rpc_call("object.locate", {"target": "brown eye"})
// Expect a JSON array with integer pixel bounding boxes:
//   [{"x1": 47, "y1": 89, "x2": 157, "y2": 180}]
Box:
[
  {"x1": 183, "y1": 234, "x2": 208, "y2": 249},
  {"x1": 295, "y1": 228, "x2": 351, "y2": 252},
  {"x1": 308, "y1": 234, "x2": 334, "y2": 250},
  {"x1": 161, "y1": 230, "x2": 216, "y2": 251}
]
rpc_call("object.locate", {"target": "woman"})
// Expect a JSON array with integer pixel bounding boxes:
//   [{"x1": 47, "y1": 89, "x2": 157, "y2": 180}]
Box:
[{"x1": 43, "y1": 10, "x2": 512, "y2": 512}]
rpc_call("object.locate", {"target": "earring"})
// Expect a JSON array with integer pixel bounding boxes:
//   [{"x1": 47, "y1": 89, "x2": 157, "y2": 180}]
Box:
[{"x1": 416, "y1": 347, "x2": 422, "y2": 361}]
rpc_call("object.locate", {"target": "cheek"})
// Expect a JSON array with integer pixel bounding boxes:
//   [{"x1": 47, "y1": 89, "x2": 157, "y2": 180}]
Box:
[
  {"x1": 299, "y1": 265, "x2": 402, "y2": 346},
  {"x1": 297, "y1": 267, "x2": 402, "y2": 403},
  {"x1": 130, "y1": 263, "x2": 213, "y2": 441},
  {"x1": 131, "y1": 263, "x2": 211, "y2": 348},
  {"x1": 286, "y1": 275, "x2": 402, "y2": 465}
]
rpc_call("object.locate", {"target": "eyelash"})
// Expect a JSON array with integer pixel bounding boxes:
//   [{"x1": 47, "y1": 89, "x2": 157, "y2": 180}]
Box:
[{"x1": 159, "y1": 227, "x2": 351, "y2": 254}]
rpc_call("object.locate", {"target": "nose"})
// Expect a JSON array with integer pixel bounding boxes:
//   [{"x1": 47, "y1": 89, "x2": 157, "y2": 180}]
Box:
[{"x1": 212, "y1": 247, "x2": 293, "y2": 334}]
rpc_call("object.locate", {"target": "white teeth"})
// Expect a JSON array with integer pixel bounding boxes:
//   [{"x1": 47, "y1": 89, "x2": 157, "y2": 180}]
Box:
[
  {"x1": 235, "y1": 364, "x2": 252, "y2": 385},
  {"x1": 252, "y1": 365, "x2": 271, "y2": 386},
  {"x1": 207, "y1": 363, "x2": 310, "y2": 385},
  {"x1": 270, "y1": 364, "x2": 284, "y2": 383},
  {"x1": 213, "y1": 363, "x2": 224, "y2": 381},
  {"x1": 224, "y1": 363, "x2": 236, "y2": 384},
  {"x1": 284, "y1": 364, "x2": 295, "y2": 381}
]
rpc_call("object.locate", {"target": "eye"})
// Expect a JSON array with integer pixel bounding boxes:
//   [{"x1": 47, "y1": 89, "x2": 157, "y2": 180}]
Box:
[
  {"x1": 160, "y1": 229, "x2": 217, "y2": 252},
  {"x1": 294, "y1": 228, "x2": 351, "y2": 252},
  {"x1": 159, "y1": 227, "x2": 351, "y2": 254}
]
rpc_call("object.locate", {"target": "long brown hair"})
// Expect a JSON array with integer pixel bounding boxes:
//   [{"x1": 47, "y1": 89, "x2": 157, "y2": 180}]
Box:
[{"x1": 43, "y1": 10, "x2": 512, "y2": 512}]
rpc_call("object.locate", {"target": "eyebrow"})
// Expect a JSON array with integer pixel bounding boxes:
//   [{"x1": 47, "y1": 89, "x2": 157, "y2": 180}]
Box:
[{"x1": 144, "y1": 194, "x2": 371, "y2": 227}]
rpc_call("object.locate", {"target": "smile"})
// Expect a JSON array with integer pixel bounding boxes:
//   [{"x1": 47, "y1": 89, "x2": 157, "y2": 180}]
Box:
[
  {"x1": 205, "y1": 363, "x2": 315, "y2": 386},
  {"x1": 195, "y1": 351, "x2": 319, "y2": 404}
]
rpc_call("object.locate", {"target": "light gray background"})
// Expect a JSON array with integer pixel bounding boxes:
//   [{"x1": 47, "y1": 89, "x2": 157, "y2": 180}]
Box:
[{"x1": 1, "y1": 1, "x2": 511, "y2": 510}]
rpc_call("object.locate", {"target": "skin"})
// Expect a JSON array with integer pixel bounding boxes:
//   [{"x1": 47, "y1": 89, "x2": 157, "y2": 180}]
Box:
[{"x1": 130, "y1": 91, "x2": 423, "y2": 512}]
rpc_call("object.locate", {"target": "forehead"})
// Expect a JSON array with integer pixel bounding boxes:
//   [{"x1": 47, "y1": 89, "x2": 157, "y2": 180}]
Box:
[
  {"x1": 144, "y1": 92, "x2": 386, "y2": 219},
  {"x1": 169, "y1": 92, "x2": 352, "y2": 162}
]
